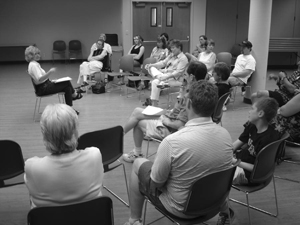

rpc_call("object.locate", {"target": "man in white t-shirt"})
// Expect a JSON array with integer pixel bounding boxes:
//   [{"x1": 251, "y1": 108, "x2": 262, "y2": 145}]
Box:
[
  {"x1": 228, "y1": 40, "x2": 256, "y2": 87},
  {"x1": 123, "y1": 81, "x2": 234, "y2": 225}
]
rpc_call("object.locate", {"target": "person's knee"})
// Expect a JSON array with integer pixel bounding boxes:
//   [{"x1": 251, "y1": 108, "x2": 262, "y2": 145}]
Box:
[
  {"x1": 133, "y1": 158, "x2": 149, "y2": 175},
  {"x1": 132, "y1": 107, "x2": 144, "y2": 119},
  {"x1": 152, "y1": 79, "x2": 160, "y2": 86}
]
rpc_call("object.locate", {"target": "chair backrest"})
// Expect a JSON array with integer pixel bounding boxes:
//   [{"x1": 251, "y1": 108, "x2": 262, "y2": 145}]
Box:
[
  {"x1": 212, "y1": 92, "x2": 231, "y2": 124},
  {"x1": 105, "y1": 34, "x2": 118, "y2": 46},
  {"x1": 77, "y1": 126, "x2": 124, "y2": 172},
  {"x1": 216, "y1": 52, "x2": 232, "y2": 69},
  {"x1": 30, "y1": 78, "x2": 38, "y2": 94},
  {"x1": 230, "y1": 43, "x2": 241, "y2": 59},
  {"x1": 0, "y1": 140, "x2": 24, "y2": 181},
  {"x1": 142, "y1": 57, "x2": 157, "y2": 75},
  {"x1": 184, "y1": 166, "x2": 236, "y2": 216},
  {"x1": 250, "y1": 132, "x2": 290, "y2": 183},
  {"x1": 119, "y1": 55, "x2": 134, "y2": 72},
  {"x1": 27, "y1": 196, "x2": 113, "y2": 225},
  {"x1": 69, "y1": 40, "x2": 82, "y2": 51},
  {"x1": 101, "y1": 53, "x2": 111, "y2": 72},
  {"x1": 53, "y1": 40, "x2": 66, "y2": 51}
]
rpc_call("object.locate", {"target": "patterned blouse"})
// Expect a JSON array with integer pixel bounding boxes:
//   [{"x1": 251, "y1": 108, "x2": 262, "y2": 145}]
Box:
[{"x1": 274, "y1": 110, "x2": 300, "y2": 143}]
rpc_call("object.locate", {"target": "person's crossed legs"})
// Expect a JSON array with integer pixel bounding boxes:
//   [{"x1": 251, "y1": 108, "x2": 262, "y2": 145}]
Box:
[{"x1": 123, "y1": 108, "x2": 161, "y2": 163}]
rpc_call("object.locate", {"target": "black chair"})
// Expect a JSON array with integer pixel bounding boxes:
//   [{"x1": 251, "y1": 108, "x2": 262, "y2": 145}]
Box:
[
  {"x1": 52, "y1": 40, "x2": 66, "y2": 63},
  {"x1": 105, "y1": 34, "x2": 119, "y2": 46},
  {"x1": 275, "y1": 139, "x2": 300, "y2": 183},
  {"x1": 212, "y1": 92, "x2": 231, "y2": 126},
  {"x1": 0, "y1": 140, "x2": 25, "y2": 188},
  {"x1": 143, "y1": 166, "x2": 237, "y2": 225},
  {"x1": 230, "y1": 132, "x2": 289, "y2": 225},
  {"x1": 69, "y1": 40, "x2": 82, "y2": 61},
  {"x1": 27, "y1": 196, "x2": 114, "y2": 225},
  {"x1": 77, "y1": 126, "x2": 130, "y2": 207}
]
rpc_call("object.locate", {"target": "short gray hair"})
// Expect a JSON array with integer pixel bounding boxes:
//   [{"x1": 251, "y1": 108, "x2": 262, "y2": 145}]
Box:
[{"x1": 40, "y1": 104, "x2": 79, "y2": 155}]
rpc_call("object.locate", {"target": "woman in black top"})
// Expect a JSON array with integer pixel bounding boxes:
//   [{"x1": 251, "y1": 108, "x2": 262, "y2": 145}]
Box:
[{"x1": 128, "y1": 35, "x2": 145, "y2": 66}]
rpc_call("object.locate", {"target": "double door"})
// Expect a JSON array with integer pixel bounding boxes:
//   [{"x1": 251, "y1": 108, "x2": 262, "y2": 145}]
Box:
[{"x1": 133, "y1": 2, "x2": 190, "y2": 59}]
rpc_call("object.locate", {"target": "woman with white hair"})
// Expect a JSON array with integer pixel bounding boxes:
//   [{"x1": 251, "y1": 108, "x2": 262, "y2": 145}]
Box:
[
  {"x1": 24, "y1": 104, "x2": 104, "y2": 208},
  {"x1": 25, "y1": 45, "x2": 82, "y2": 115}
]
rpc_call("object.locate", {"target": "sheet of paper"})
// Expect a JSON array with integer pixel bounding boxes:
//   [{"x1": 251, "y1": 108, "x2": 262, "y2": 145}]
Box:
[
  {"x1": 53, "y1": 77, "x2": 72, "y2": 83},
  {"x1": 142, "y1": 106, "x2": 164, "y2": 116}
]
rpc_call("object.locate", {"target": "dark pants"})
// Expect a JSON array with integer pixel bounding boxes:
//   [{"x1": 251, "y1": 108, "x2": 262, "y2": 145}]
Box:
[{"x1": 36, "y1": 80, "x2": 75, "y2": 106}]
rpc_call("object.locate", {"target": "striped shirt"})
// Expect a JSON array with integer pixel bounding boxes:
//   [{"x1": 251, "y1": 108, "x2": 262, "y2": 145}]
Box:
[{"x1": 150, "y1": 117, "x2": 233, "y2": 218}]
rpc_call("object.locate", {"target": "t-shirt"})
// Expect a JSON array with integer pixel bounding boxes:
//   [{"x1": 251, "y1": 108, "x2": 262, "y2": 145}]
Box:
[
  {"x1": 237, "y1": 122, "x2": 281, "y2": 179},
  {"x1": 232, "y1": 54, "x2": 256, "y2": 84}
]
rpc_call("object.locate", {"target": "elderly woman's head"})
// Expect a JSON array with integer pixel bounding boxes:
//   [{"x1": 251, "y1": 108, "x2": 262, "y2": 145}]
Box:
[
  {"x1": 25, "y1": 45, "x2": 40, "y2": 62},
  {"x1": 40, "y1": 104, "x2": 79, "y2": 155}
]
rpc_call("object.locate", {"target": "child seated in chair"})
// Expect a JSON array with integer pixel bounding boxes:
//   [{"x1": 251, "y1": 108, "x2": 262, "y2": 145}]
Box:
[
  {"x1": 216, "y1": 97, "x2": 281, "y2": 225},
  {"x1": 231, "y1": 97, "x2": 280, "y2": 185}
]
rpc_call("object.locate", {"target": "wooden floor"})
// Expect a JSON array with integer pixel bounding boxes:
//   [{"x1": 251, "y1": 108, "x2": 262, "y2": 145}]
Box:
[{"x1": 0, "y1": 62, "x2": 299, "y2": 225}]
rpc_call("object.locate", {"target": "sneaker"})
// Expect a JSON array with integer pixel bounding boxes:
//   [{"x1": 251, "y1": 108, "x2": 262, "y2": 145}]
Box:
[
  {"x1": 222, "y1": 105, "x2": 227, "y2": 111},
  {"x1": 123, "y1": 150, "x2": 144, "y2": 163},
  {"x1": 216, "y1": 208, "x2": 235, "y2": 225},
  {"x1": 124, "y1": 219, "x2": 142, "y2": 225}
]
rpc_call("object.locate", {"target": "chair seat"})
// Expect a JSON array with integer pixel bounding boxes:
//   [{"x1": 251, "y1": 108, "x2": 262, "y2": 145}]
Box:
[
  {"x1": 146, "y1": 197, "x2": 223, "y2": 225},
  {"x1": 232, "y1": 176, "x2": 272, "y2": 193}
]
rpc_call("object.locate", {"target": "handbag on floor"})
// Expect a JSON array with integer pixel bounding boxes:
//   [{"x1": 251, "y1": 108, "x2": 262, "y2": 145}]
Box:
[{"x1": 92, "y1": 81, "x2": 105, "y2": 94}]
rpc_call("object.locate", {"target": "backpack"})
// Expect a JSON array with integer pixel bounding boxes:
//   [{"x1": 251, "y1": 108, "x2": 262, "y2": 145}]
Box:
[{"x1": 91, "y1": 81, "x2": 105, "y2": 94}]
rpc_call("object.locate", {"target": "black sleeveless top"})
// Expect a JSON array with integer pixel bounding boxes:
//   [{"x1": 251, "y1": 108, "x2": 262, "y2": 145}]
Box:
[{"x1": 130, "y1": 45, "x2": 144, "y2": 64}]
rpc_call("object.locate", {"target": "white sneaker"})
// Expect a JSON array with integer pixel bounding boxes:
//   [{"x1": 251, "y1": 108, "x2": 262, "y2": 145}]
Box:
[
  {"x1": 223, "y1": 105, "x2": 227, "y2": 111},
  {"x1": 123, "y1": 150, "x2": 144, "y2": 163}
]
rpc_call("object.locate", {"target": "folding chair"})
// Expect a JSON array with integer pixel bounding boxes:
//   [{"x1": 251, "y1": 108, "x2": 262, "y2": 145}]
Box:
[
  {"x1": 275, "y1": 139, "x2": 300, "y2": 183},
  {"x1": 126, "y1": 57, "x2": 156, "y2": 99},
  {"x1": 30, "y1": 79, "x2": 65, "y2": 121},
  {"x1": 212, "y1": 92, "x2": 231, "y2": 126},
  {"x1": 52, "y1": 40, "x2": 67, "y2": 63},
  {"x1": 0, "y1": 140, "x2": 25, "y2": 188},
  {"x1": 69, "y1": 40, "x2": 83, "y2": 62},
  {"x1": 77, "y1": 126, "x2": 130, "y2": 207},
  {"x1": 143, "y1": 166, "x2": 236, "y2": 225},
  {"x1": 27, "y1": 196, "x2": 114, "y2": 225},
  {"x1": 230, "y1": 132, "x2": 289, "y2": 225},
  {"x1": 106, "y1": 55, "x2": 134, "y2": 92}
]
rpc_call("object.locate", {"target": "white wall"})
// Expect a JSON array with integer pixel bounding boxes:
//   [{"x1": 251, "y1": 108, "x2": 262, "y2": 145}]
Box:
[{"x1": 0, "y1": 0, "x2": 122, "y2": 60}]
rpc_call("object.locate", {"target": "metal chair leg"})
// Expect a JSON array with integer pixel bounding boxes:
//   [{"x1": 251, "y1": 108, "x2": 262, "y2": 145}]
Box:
[
  {"x1": 103, "y1": 161, "x2": 130, "y2": 208},
  {"x1": 33, "y1": 98, "x2": 38, "y2": 121}
]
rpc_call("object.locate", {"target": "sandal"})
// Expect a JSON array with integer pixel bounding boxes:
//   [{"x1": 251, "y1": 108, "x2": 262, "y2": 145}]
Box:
[
  {"x1": 81, "y1": 81, "x2": 89, "y2": 87},
  {"x1": 73, "y1": 92, "x2": 83, "y2": 101}
]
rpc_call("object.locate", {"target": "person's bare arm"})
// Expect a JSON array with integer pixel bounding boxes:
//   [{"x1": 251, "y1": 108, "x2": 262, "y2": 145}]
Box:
[
  {"x1": 231, "y1": 69, "x2": 253, "y2": 78},
  {"x1": 278, "y1": 93, "x2": 300, "y2": 117}
]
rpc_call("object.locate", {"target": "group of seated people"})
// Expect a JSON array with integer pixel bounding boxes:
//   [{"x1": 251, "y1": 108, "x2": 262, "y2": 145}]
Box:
[{"x1": 23, "y1": 33, "x2": 300, "y2": 225}]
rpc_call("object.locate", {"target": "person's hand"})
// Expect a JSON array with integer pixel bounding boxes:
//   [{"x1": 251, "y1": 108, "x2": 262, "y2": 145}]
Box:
[
  {"x1": 49, "y1": 68, "x2": 56, "y2": 73},
  {"x1": 232, "y1": 157, "x2": 238, "y2": 165},
  {"x1": 278, "y1": 71, "x2": 286, "y2": 79},
  {"x1": 268, "y1": 73, "x2": 279, "y2": 81}
]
